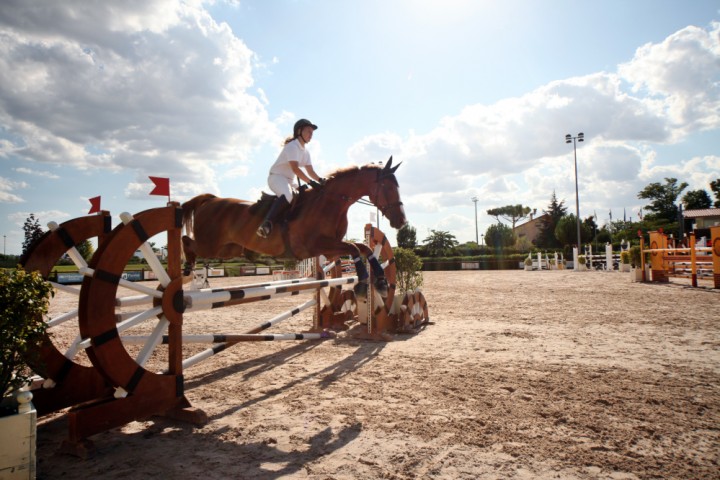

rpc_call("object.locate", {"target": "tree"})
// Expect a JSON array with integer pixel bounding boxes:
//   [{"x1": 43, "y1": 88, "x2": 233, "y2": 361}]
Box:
[
  {"x1": 421, "y1": 230, "x2": 458, "y2": 257},
  {"x1": 486, "y1": 204, "x2": 534, "y2": 230},
  {"x1": 75, "y1": 240, "x2": 95, "y2": 261},
  {"x1": 709, "y1": 178, "x2": 720, "y2": 208},
  {"x1": 396, "y1": 223, "x2": 417, "y2": 249},
  {"x1": 22, "y1": 213, "x2": 44, "y2": 256},
  {"x1": 682, "y1": 189, "x2": 712, "y2": 210},
  {"x1": 637, "y1": 177, "x2": 688, "y2": 222},
  {"x1": 555, "y1": 214, "x2": 592, "y2": 247},
  {"x1": 485, "y1": 223, "x2": 515, "y2": 249},
  {"x1": 536, "y1": 191, "x2": 567, "y2": 248}
]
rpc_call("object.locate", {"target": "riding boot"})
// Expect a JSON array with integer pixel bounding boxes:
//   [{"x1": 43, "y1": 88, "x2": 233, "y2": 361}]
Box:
[{"x1": 256, "y1": 196, "x2": 289, "y2": 238}]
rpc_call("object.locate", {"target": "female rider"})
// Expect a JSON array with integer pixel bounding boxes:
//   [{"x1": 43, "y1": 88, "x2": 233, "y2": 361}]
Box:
[{"x1": 256, "y1": 118, "x2": 325, "y2": 238}]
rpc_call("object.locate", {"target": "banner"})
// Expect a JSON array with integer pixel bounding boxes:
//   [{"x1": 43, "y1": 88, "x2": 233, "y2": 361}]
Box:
[
  {"x1": 149, "y1": 176, "x2": 170, "y2": 197},
  {"x1": 88, "y1": 196, "x2": 101, "y2": 214}
]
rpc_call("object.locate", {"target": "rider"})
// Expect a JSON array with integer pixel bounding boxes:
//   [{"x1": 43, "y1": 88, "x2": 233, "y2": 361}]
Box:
[{"x1": 256, "y1": 118, "x2": 326, "y2": 238}]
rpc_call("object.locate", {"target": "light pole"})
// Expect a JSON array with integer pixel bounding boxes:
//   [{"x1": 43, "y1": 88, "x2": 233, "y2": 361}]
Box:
[
  {"x1": 471, "y1": 196, "x2": 479, "y2": 244},
  {"x1": 565, "y1": 132, "x2": 584, "y2": 268}
]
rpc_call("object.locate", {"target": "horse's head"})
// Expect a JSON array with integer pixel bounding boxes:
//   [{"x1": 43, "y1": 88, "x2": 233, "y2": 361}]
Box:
[{"x1": 369, "y1": 156, "x2": 407, "y2": 229}]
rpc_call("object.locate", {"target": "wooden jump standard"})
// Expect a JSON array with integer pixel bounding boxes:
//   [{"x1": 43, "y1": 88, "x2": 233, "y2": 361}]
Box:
[{"x1": 22, "y1": 204, "x2": 414, "y2": 456}]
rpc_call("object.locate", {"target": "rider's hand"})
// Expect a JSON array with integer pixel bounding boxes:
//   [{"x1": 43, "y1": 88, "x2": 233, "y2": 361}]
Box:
[
  {"x1": 318, "y1": 177, "x2": 327, "y2": 185},
  {"x1": 309, "y1": 180, "x2": 322, "y2": 189}
]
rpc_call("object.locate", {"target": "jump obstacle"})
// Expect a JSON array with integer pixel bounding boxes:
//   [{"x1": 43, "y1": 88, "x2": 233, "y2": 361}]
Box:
[
  {"x1": 643, "y1": 226, "x2": 720, "y2": 288},
  {"x1": 20, "y1": 203, "x2": 430, "y2": 456}
]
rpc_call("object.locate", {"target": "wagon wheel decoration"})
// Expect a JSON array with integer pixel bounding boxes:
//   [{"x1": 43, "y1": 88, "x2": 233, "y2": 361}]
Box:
[
  {"x1": 313, "y1": 255, "x2": 358, "y2": 331},
  {"x1": 397, "y1": 290, "x2": 430, "y2": 332},
  {"x1": 78, "y1": 205, "x2": 187, "y2": 402},
  {"x1": 19, "y1": 212, "x2": 115, "y2": 415}
]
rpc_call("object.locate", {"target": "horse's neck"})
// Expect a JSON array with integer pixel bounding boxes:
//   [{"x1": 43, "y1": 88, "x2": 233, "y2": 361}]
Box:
[{"x1": 329, "y1": 169, "x2": 375, "y2": 203}]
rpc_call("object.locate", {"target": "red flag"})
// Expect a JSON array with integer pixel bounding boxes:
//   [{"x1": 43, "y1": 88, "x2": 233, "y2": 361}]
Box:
[
  {"x1": 88, "y1": 196, "x2": 101, "y2": 214},
  {"x1": 149, "y1": 176, "x2": 170, "y2": 196}
]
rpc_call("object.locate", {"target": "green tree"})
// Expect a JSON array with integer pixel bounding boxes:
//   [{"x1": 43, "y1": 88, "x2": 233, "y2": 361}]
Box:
[
  {"x1": 422, "y1": 230, "x2": 458, "y2": 257},
  {"x1": 396, "y1": 223, "x2": 417, "y2": 249},
  {"x1": 682, "y1": 189, "x2": 712, "y2": 210},
  {"x1": 485, "y1": 223, "x2": 515, "y2": 249},
  {"x1": 710, "y1": 179, "x2": 720, "y2": 208},
  {"x1": 486, "y1": 204, "x2": 533, "y2": 230},
  {"x1": 537, "y1": 191, "x2": 567, "y2": 248},
  {"x1": 75, "y1": 240, "x2": 95, "y2": 261},
  {"x1": 555, "y1": 214, "x2": 592, "y2": 246},
  {"x1": 637, "y1": 177, "x2": 688, "y2": 222},
  {"x1": 22, "y1": 213, "x2": 44, "y2": 256}
]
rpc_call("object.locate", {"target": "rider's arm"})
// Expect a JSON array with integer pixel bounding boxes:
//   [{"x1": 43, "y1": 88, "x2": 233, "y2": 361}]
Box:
[
  {"x1": 304, "y1": 165, "x2": 322, "y2": 182},
  {"x1": 289, "y1": 161, "x2": 312, "y2": 184}
]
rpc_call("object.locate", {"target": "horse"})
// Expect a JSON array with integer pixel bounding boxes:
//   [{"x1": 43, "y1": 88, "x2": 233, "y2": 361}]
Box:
[{"x1": 181, "y1": 157, "x2": 406, "y2": 296}]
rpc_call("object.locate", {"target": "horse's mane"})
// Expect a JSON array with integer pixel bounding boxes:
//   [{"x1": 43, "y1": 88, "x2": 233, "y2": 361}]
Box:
[{"x1": 326, "y1": 163, "x2": 382, "y2": 182}]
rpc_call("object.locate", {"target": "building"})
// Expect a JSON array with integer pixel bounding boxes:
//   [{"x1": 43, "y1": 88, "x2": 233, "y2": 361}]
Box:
[
  {"x1": 513, "y1": 213, "x2": 549, "y2": 245},
  {"x1": 683, "y1": 208, "x2": 720, "y2": 229}
]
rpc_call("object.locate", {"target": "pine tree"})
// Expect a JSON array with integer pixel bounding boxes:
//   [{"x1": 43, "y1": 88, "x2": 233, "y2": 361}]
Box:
[
  {"x1": 537, "y1": 191, "x2": 567, "y2": 248},
  {"x1": 22, "y1": 213, "x2": 44, "y2": 256}
]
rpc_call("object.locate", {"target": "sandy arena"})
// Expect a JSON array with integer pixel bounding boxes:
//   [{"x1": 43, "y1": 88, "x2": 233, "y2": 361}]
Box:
[{"x1": 36, "y1": 270, "x2": 719, "y2": 479}]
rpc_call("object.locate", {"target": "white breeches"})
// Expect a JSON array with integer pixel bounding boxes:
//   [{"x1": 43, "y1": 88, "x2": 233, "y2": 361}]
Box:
[{"x1": 268, "y1": 174, "x2": 294, "y2": 202}]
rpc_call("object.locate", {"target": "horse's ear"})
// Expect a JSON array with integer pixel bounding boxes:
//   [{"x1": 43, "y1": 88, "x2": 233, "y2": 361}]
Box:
[
  {"x1": 390, "y1": 161, "x2": 401, "y2": 174},
  {"x1": 383, "y1": 156, "x2": 393, "y2": 172}
]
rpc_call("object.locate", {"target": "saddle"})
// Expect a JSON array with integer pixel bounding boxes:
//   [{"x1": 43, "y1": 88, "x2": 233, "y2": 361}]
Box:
[{"x1": 247, "y1": 189, "x2": 304, "y2": 219}]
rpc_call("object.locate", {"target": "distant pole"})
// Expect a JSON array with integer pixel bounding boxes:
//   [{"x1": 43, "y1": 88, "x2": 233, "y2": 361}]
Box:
[
  {"x1": 471, "y1": 197, "x2": 479, "y2": 244},
  {"x1": 3, "y1": 235, "x2": 5, "y2": 255},
  {"x1": 565, "y1": 132, "x2": 585, "y2": 269}
]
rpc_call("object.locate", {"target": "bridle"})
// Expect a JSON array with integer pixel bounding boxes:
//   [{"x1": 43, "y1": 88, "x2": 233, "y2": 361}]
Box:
[{"x1": 370, "y1": 171, "x2": 403, "y2": 217}]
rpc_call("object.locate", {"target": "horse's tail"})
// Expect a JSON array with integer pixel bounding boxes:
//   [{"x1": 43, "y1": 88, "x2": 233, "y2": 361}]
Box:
[{"x1": 181, "y1": 193, "x2": 217, "y2": 238}]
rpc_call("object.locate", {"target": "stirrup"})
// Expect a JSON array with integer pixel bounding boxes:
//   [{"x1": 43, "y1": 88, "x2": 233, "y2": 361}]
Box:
[{"x1": 256, "y1": 221, "x2": 272, "y2": 238}]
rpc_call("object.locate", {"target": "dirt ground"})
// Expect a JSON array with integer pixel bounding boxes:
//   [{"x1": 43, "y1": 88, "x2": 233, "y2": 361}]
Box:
[{"x1": 35, "y1": 270, "x2": 719, "y2": 479}]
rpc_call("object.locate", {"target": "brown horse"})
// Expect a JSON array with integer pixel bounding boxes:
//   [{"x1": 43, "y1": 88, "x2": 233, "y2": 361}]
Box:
[{"x1": 181, "y1": 157, "x2": 406, "y2": 296}]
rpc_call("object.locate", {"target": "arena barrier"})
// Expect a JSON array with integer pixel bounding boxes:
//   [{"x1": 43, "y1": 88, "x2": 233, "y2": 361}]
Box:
[
  {"x1": 20, "y1": 204, "x2": 430, "y2": 456},
  {"x1": 644, "y1": 227, "x2": 720, "y2": 288}
]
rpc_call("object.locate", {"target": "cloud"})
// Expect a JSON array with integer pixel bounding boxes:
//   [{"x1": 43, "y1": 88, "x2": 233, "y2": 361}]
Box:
[
  {"x1": 0, "y1": 0, "x2": 276, "y2": 193},
  {"x1": 345, "y1": 22, "x2": 720, "y2": 237},
  {"x1": 618, "y1": 22, "x2": 720, "y2": 137},
  {"x1": 0, "y1": 176, "x2": 28, "y2": 203},
  {"x1": 13, "y1": 167, "x2": 60, "y2": 179}
]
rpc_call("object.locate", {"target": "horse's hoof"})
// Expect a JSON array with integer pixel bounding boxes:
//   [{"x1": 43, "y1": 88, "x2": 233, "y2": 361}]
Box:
[
  {"x1": 353, "y1": 282, "x2": 368, "y2": 299},
  {"x1": 374, "y1": 278, "x2": 389, "y2": 298}
]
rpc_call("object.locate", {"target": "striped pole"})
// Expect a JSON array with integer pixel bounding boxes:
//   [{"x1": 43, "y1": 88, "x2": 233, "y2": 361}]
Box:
[{"x1": 185, "y1": 276, "x2": 358, "y2": 308}]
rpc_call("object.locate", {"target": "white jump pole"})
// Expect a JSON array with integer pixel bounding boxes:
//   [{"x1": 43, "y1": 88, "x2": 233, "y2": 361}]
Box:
[{"x1": 185, "y1": 276, "x2": 358, "y2": 308}]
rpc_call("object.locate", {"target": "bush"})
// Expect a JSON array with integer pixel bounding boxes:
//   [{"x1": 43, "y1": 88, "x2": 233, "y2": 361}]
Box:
[
  {"x1": 620, "y1": 251, "x2": 630, "y2": 264},
  {"x1": 1, "y1": 267, "x2": 53, "y2": 399},
  {"x1": 393, "y1": 247, "x2": 423, "y2": 293}
]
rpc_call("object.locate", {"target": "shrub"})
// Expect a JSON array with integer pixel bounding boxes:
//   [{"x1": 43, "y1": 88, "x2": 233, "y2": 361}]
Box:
[
  {"x1": 393, "y1": 247, "x2": 423, "y2": 293},
  {"x1": 1, "y1": 267, "x2": 53, "y2": 399},
  {"x1": 620, "y1": 251, "x2": 630, "y2": 264}
]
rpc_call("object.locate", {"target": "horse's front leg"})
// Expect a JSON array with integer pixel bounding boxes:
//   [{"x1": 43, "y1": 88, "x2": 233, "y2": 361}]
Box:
[
  {"x1": 352, "y1": 242, "x2": 389, "y2": 298},
  {"x1": 308, "y1": 239, "x2": 386, "y2": 299}
]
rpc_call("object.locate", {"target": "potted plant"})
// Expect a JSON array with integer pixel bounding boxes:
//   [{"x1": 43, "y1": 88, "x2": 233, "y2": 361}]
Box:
[
  {"x1": 577, "y1": 255, "x2": 587, "y2": 270},
  {"x1": 620, "y1": 251, "x2": 631, "y2": 272},
  {"x1": 629, "y1": 246, "x2": 644, "y2": 282},
  {"x1": 523, "y1": 256, "x2": 533, "y2": 271},
  {"x1": 1, "y1": 267, "x2": 53, "y2": 479}
]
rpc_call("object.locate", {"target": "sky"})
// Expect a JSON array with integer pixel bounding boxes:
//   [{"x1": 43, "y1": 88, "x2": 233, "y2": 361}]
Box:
[{"x1": 1, "y1": 0, "x2": 719, "y2": 256}]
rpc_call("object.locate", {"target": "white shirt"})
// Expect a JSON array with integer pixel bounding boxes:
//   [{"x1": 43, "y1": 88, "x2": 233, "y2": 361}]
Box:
[{"x1": 269, "y1": 139, "x2": 311, "y2": 180}]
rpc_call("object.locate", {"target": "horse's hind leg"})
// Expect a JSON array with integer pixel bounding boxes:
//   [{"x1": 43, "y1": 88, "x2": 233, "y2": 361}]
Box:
[{"x1": 182, "y1": 235, "x2": 197, "y2": 276}]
